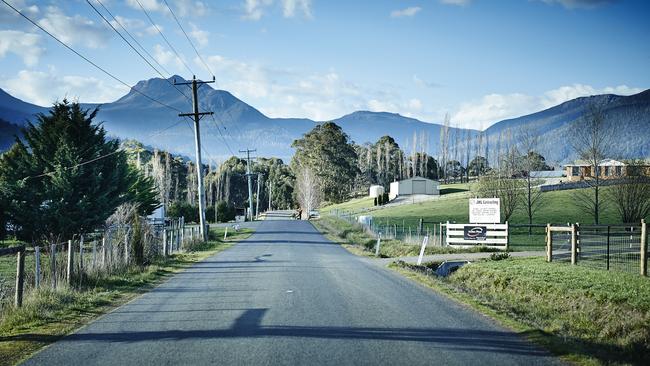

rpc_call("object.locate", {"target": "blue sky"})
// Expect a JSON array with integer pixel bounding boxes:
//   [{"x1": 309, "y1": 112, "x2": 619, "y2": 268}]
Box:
[{"x1": 0, "y1": 0, "x2": 648, "y2": 129}]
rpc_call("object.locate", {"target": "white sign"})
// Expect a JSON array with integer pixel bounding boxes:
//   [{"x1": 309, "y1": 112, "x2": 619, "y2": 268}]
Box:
[{"x1": 469, "y1": 198, "x2": 501, "y2": 224}]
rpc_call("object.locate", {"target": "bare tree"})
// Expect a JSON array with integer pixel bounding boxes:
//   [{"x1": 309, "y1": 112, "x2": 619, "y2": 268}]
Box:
[
  {"x1": 440, "y1": 114, "x2": 450, "y2": 183},
  {"x1": 475, "y1": 172, "x2": 525, "y2": 222},
  {"x1": 571, "y1": 105, "x2": 612, "y2": 224},
  {"x1": 608, "y1": 160, "x2": 650, "y2": 223},
  {"x1": 295, "y1": 165, "x2": 321, "y2": 219},
  {"x1": 518, "y1": 127, "x2": 544, "y2": 232}
]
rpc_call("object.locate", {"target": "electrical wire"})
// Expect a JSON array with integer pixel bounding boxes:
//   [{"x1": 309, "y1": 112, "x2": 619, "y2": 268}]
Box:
[
  {"x1": 88, "y1": 0, "x2": 193, "y2": 103},
  {"x1": 162, "y1": 0, "x2": 215, "y2": 78},
  {"x1": 0, "y1": 0, "x2": 182, "y2": 114},
  {"x1": 133, "y1": 0, "x2": 194, "y2": 76}
]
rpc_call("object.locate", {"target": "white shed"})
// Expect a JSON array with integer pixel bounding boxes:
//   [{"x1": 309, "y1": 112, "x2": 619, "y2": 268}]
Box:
[
  {"x1": 389, "y1": 177, "x2": 439, "y2": 200},
  {"x1": 369, "y1": 185, "x2": 385, "y2": 198}
]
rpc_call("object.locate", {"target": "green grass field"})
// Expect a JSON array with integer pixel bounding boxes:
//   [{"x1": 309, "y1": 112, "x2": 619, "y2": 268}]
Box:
[{"x1": 392, "y1": 257, "x2": 650, "y2": 365}]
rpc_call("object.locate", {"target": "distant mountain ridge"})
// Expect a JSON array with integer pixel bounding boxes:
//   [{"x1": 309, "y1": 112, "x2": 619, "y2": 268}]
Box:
[{"x1": 0, "y1": 76, "x2": 648, "y2": 165}]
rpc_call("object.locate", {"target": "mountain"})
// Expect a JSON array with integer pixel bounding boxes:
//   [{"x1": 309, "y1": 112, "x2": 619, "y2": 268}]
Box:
[
  {"x1": 0, "y1": 118, "x2": 21, "y2": 151},
  {"x1": 0, "y1": 76, "x2": 648, "y2": 164}
]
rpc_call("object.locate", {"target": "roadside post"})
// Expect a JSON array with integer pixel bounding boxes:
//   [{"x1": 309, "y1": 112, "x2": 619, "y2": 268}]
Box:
[
  {"x1": 375, "y1": 232, "x2": 382, "y2": 256},
  {"x1": 417, "y1": 236, "x2": 429, "y2": 265}
]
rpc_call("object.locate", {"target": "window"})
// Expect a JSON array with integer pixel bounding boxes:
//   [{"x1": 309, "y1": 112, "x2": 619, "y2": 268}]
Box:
[
  {"x1": 604, "y1": 166, "x2": 611, "y2": 176},
  {"x1": 615, "y1": 166, "x2": 622, "y2": 176},
  {"x1": 572, "y1": 166, "x2": 579, "y2": 176}
]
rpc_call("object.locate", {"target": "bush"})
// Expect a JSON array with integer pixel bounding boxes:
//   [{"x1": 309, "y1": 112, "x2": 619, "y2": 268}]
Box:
[
  {"x1": 167, "y1": 202, "x2": 198, "y2": 223},
  {"x1": 489, "y1": 252, "x2": 510, "y2": 261}
]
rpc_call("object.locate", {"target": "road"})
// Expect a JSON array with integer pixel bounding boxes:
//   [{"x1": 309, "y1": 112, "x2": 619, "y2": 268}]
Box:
[{"x1": 23, "y1": 215, "x2": 561, "y2": 366}]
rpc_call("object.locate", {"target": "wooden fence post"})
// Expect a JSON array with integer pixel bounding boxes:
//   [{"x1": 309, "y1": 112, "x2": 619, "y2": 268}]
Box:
[
  {"x1": 15, "y1": 247, "x2": 25, "y2": 307},
  {"x1": 101, "y1": 238, "x2": 106, "y2": 268},
  {"x1": 67, "y1": 240, "x2": 74, "y2": 284},
  {"x1": 51, "y1": 243, "x2": 57, "y2": 289},
  {"x1": 571, "y1": 224, "x2": 578, "y2": 265},
  {"x1": 162, "y1": 227, "x2": 168, "y2": 256},
  {"x1": 35, "y1": 246, "x2": 41, "y2": 289},
  {"x1": 92, "y1": 240, "x2": 97, "y2": 269},
  {"x1": 79, "y1": 236, "x2": 84, "y2": 273},
  {"x1": 546, "y1": 224, "x2": 552, "y2": 262},
  {"x1": 124, "y1": 231, "x2": 130, "y2": 265},
  {"x1": 641, "y1": 219, "x2": 647, "y2": 276}
]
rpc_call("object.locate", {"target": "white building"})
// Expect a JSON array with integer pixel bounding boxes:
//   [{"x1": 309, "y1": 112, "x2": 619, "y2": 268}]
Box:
[
  {"x1": 389, "y1": 177, "x2": 439, "y2": 200},
  {"x1": 369, "y1": 185, "x2": 385, "y2": 198}
]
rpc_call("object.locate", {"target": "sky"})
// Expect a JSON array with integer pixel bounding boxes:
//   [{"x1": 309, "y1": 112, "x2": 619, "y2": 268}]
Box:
[{"x1": 0, "y1": 0, "x2": 648, "y2": 129}]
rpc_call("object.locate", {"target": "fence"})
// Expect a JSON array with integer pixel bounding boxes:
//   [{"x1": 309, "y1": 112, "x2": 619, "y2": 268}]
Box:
[
  {"x1": 0, "y1": 217, "x2": 204, "y2": 310},
  {"x1": 445, "y1": 222, "x2": 508, "y2": 249},
  {"x1": 546, "y1": 220, "x2": 648, "y2": 276}
]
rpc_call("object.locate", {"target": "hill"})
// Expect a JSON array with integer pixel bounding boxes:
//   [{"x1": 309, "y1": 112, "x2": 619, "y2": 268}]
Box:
[{"x1": 0, "y1": 76, "x2": 648, "y2": 163}]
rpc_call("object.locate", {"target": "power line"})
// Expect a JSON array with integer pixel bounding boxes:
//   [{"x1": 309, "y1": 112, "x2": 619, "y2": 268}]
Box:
[
  {"x1": 88, "y1": 0, "x2": 193, "y2": 103},
  {"x1": 1, "y1": 0, "x2": 182, "y2": 114},
  {"x1": 162, "y1": 0, "x2": 214, "y2": 78},
  {"x1": 134, "y1": 0, "x2": 194, "y2": 76}
]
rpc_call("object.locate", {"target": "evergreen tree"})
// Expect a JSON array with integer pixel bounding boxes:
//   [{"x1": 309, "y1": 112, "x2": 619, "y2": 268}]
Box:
[{"x1": 0, "y1": 100, "x2": 158, "y2": 243}]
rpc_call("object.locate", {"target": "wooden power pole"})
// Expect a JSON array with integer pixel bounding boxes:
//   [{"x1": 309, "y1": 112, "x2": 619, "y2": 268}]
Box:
[
  {"x1": 175, "y1": 75, "x2": 214, "y2": 241},
  {"x1": 239, "y1": 148, "x2": 256, "y2": 221}
]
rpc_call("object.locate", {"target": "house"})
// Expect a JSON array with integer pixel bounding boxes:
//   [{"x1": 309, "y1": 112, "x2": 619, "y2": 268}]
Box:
[
  {"x1": 389, "y1": 177, "x2": 439, "y2": 200},
  {"x1": 369, "y1": 185, "x2": 385, "y2": 198},
  {"x1": 563, "y1": 159, "x2": 650, "y2": 182}
]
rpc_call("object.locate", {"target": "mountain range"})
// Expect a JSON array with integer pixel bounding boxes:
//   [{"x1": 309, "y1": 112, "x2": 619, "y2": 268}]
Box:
[{"x1": 1, "y1": 75, "x2": 649, "y2": 166}]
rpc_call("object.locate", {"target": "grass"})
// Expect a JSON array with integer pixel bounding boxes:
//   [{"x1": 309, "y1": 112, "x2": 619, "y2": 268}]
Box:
[
  {"x1": 391, "y1": 257, "x2": 650, "y2": 365},
  {"x1": 312, "y1": 215, "x2": 497, "y2": 258},
  {"x1": 0, "y1": 226, "x2": 253, "y2": 366}
]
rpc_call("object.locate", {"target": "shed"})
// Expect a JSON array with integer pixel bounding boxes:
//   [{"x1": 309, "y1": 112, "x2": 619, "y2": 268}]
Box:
[
  {"x1": 369, "y1": 185, "x2": 385, "y2": 198},
  {"x1": 389, "y1": 177, "x2": 439, "y2": 200}
]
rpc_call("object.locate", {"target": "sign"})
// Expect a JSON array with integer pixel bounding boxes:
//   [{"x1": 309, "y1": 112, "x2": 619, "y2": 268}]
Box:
[
  {"x1": 463, "y1": 226, "x2": 487, "y2": 241},
  {"x1": 469, "y1": 198, "x2": 500, "y2": 223}
]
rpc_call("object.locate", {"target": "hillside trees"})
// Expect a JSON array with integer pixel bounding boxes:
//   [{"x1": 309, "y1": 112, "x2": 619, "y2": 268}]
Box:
[
  {"x1": 517, "y1": 127, "x2": 545, "y2": 231},
  {"x1": 0, "y1": 101, "x2": 159, "y2": 243},
  {"x1": 608, "y1": 160, "x2": 650, "y2": 223},
  {"x1": 292, "y1": 122, "x2": 358, "y2": 203}
]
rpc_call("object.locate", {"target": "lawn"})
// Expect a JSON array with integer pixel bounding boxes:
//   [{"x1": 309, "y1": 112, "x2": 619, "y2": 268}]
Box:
[
  {"x1": 392, "y1": 257, "x2": 650, "y2": 365},
  {"x1": 0, "y1": 226, "x2": 254, "y2": 366}
]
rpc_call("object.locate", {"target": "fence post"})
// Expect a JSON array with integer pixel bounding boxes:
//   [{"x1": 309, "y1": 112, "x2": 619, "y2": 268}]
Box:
[
  {"x1": 417, "y1": 236, "x2": 429, "y2": 265},
  {"x1": 546, "y1": 224, "x2": 552, "y2": 262},
  {"x1": 35, "y1": 246, "x2": 41, "y2": 289},
  {"x1": 15, "y1": 247, "x2": 25, "y2": 307},
  {"x1": 224, "y1": 226, "x2": 228, "y2": 240},
  {"x1": 375, "y1": 232, "x2": 382, "y2": 256},
  {"x1": 571, "y1": 224, "x2": 578, "y2": 265},
  {"x1": 67, "y1": 240, "x2": 74, "y2": 284},
  {"x1": 162, "y1": 227, "x2": 168, "y2": 257},
  {"x1": 505, "y1": 221, "x2": 510, "y2": 252},
  {"x1": 101, "y1": 238, "x2": 106, "y2": 268},
  {"x1": 418, "y1": 218, "x2": 423, "y2": 236},
  {"x1": 92, "y1": 240, "x2": 97, "y2": 269},
  {"x1": 641, "y1": 219, "x2": 647, "y2": 276},
  {"x1": 79, "y1": 236, "x2": 84, "y2": 273},
  {"x1": 606, "y1": 225, "x2": 610, "y2": 271},
  {"x1": 51, "y1": 243, "x2": 57, "y2": 289},
  {"x1": 181, "y1": 216, "x2": 185, "y2": 245},
  {"x1": 124, "y1": 231, "x2": 129, "y2": 265}
]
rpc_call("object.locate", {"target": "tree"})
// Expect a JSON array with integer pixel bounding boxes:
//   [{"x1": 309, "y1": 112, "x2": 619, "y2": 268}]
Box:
[
  {"x1": 475, "y1": 173, "x2": 525, "y2": 222},
  {"x1": 608, "y1": 161, "x2": 650, "y2": 223},
  {"x1": 292, "y1": 122, "x2": 358, "y2": 203},
  {"x1": 0, "y1": 100, "x2": 158, "y2": 243},
  {"x1": 468, "y1": 156, "x2": 489, "y2": 177},
  {"x1": 295, "y1": 165, "x2": 321, "y2": 218},
  {"x1": 571, "y1": 104, "x2": 612, "y2": 224},
  {"x1": 517, "y1": 127, "x2": 545, "y2": 231}
]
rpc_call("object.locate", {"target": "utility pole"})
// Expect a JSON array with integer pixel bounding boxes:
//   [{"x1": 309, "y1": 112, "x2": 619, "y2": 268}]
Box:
[
  {"x1": 268, "y1": 180, "x2": 272, "y2": 212},
  {"x1": 175, "y1": 75, "x2": 214, "y2": 241},
  {"x1": 255, "y1": 173, "x2": 263, "y2": 219},
  {"x1": 239, "y1": 148, "x2": 256, "y2": 221}
]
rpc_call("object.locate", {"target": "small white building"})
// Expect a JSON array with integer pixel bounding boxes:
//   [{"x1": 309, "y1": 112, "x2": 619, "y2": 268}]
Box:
[
  {"x1": 389, "y1": 177, "x2": 439, "y2": 200},
  {"x1": 369, "y1": 185, "x2": 385, "y2": 198}
]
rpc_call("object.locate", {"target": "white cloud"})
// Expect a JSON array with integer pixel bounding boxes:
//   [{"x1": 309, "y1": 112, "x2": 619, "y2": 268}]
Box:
[
  {"x1": 109, "y1": 15, "x2": 146, "y2": 31},
  {"x1": 390, "y1": 6, "x2": 421, "y2": 18},
  {"x1": 439, "y1": 0, "x2": 471, "y2": 6},
  {"x1": 189, "y1": 22, "x2": 209, "y2": 47},
  {"x1": 125, "y1": 0, "x2": 166, "y2": 13},
  {"x1": 153, "y1": 44, "x2": 186, "y2": 69},
  {"x1": 0, "y1": 0, "x2": 39, "y2": 25},
  {"x1": 451, "y1": 84, "x2": 644, "y2": 129},
  {"x1": 0, "y1": 30, "x2": 43, "y2": 66},
  {"x1": 0, "y1": 69, "x2": 128, "y2": 106},
  {"x1": 282, "y1": 0, "x2": 312, "y2": 18},
  {"x1": 37, "y1": 6, "x2": 111, "y2": 48},
  {"x1": 413, "y1": 75, "x2": 442, "y2": 88},
  {"x1": 540, "y1": 0, "x2": 617, "y2": 9},
  {"x1": 243, "y1": 0, "x2": 312, "y2": 20},
  {"x1": 174, "y1": 0, "x2": 209, "y2": 17}
]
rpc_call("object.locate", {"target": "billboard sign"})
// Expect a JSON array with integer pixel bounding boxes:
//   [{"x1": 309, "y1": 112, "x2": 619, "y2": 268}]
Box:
[{"x1": 469, "y1": 198, "x2": 501, "y2": 223}]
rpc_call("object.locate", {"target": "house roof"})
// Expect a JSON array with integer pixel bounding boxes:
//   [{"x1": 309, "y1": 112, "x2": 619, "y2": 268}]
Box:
[
  {"x1": 394, "y1": 176, "x2": 438, "y2": 183},
  {"x1": 564, "y1": 159, "x2": 626, "y2": 167}
]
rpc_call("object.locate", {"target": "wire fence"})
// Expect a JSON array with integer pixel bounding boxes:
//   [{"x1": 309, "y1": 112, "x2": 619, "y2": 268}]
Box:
[
  {"x1": 578, "y1": 225, "x2": 643, "y2": 273},
  {"x1": 0, "y1": 217, "x2": 204, "y2": 311}
]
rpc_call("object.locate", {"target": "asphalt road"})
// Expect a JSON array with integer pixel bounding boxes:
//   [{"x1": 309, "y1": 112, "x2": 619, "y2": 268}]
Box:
[{"x1": 23, "y1": 216, "x2": 561, "y2": 366}]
